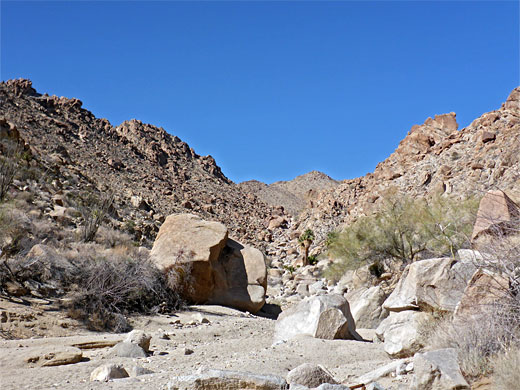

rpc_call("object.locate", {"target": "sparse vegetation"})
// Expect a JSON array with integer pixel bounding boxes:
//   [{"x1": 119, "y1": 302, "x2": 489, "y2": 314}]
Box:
[
  {"x1": 67, "y1": 247, "x2": 187, "y2": 331},
  {"x1": 298, "y1": 229, "x2": 315, "y2": 266},
  {"x1": 325, "y1": 193, "x2": 478, "y2": 279},
  {"x1": 73, "y1": 190, "x2": 115, "y2": 242},
  {"x1": 0, "y1": 140, "x2": 22, "y2": 201}
]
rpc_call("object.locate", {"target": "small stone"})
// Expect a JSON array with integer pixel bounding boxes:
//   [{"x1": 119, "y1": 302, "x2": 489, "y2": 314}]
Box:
[
  {"x1": 184, "y1": 348, "x2": 194, "y2": 355},
  {"x1": 90, "y1": 364, "x2": 129, "y2": 382}
]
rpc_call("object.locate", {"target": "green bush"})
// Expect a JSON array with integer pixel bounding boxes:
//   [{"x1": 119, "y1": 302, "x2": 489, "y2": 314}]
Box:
[{"x1": 325, "y1": 194, "x2": 478, "y2": 279}]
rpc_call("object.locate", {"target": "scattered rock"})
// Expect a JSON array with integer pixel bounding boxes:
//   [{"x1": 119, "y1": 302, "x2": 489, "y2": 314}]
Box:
[
  {"x1": 411, "y1": 348, "x2": 469, "y2": 390},
  {"x1": 127, "y1": 365, "x2": 154, "y2": 377},
  {"x1": 274, "y1": 294, "x2": 362, "y2": 343},
  {"x1": 382, "y1": 257, "x2": 476, "y2": 313},
  {"x1": 25, "y1": 346, "x2": 82, "y2": 367},
  {"x1": 169, "y1": 368, "x2": 287, "y2": 390},
  {"x1": 108, "y1": 341, "x2": 147, "y2": 358},
  {"x1": 286, "y1": 363, "x2": 337, "y2": 388},
  {"x1": 356, "y1": 359, "x2": 410, "y2": 385},
  {"x1": 348, "y1": 286, "x2": 388, "y2": 329},
  {"x1": 125, "y1": 329, "x2": 151, "y2": 352},
  {"x1": 90, "y1": 363, "x2": 129, "y2": 382},
  {"x1": 375, "y1": 311, "x2": 429, "y2": 358}
]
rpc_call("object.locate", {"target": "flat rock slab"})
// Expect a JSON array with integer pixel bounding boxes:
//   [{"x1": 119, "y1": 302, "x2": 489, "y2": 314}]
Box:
[
  {"x1": 21, "y1": 346, "x2": 83, "y2": 367},
  {"x1": 169, "y1": 368, "x2": 287, "y2": 390}
]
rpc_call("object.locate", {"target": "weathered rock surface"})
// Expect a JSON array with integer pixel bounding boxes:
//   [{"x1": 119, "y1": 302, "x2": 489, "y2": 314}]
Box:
[
  {"x1": 453, "y1": 268, "x2": 509, "y2": 320},
  {"x1": 210, "y1": 239, "x2": 267, "y2": 313},
  {"x1": 125, "y1": 330, "x2": 152, "y2": 353},
  {"x1": 382, "y1": 257, "x2": 476, "y2": 313},
  {"x1": 348, "y1": 286, "x2": 388, "y2": 329},
  {"x1": 90, "y1": 364, "x2": 129, "y2": 382},
  {"x1": 150, "y1": 214, "x2": 267, "y2": 312},
  {"x1": 274, "y1": 294, "x2": 361, "y2": 343},
  {"x1": 286, "y1": 363, "x2": 337, "y2": 388},
  {"x1": 411, "y1": 348, "x2": 469, "y2": 390},
  {"x1": 472, "y1": 190, "x2": 520, "y2": 240},
  {"x1": 356, "y1": 359, "x2": 410, "y2": 385},
  {"x1": 375, "y1": 310, "x2": 429, "y2": 358},
  {"x1": 108, "y1": 341, "x2": 147, "y2": 358},
  {"x1": 169, "y1": 368, "x2": 287, "y2": 390},
  {"x1": 24, "y1": 346, "x2": 83, "y2": 367}
]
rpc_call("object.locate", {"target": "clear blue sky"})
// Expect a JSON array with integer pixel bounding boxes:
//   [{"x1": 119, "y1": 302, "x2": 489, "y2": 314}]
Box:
[{"x1": 1, "y1": 1, "x2": 518, "y2": 183}]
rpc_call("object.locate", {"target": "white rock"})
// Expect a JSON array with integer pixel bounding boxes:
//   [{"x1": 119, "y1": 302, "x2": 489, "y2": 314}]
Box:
[{"x1": 90, "y1": 364, "x2": 129, "y2": 382}]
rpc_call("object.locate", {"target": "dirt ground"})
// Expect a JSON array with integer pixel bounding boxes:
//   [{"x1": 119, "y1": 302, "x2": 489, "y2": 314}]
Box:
[{"x1": 0, "y1": 298, "x2": 412, "y2": 390}]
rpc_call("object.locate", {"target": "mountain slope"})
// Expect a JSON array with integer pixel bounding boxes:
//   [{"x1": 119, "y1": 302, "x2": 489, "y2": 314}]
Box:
[
  {"x1": 0, "y1": 79, "x2": 275, "y2": 247},
  {"x1": 239, "y1": 171, "x2": 339, "y2": 216}
]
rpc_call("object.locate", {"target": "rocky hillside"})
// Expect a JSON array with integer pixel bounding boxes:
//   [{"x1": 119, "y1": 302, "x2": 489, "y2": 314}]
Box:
[
  {"x1": 239, "y1": 171, "x2": 339, "y2": 216},
  {"x1": 0, "y1": 79, "x2": 276, "y2": 247},
  {"x1": 296, "y1": 88, "x2": 520, "y2": 243}
]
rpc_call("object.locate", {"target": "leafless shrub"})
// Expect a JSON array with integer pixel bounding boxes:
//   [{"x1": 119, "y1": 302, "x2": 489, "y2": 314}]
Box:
[
  {"x1": 492, "y1": 346, "x2": 520, "y2": 390},
  {"x1": 0, "y1": 140, "x2": 22, "y2": 201},
  {"x1": 426, "y1": 308, "x2": 518, "y2": 380},
  {"x1": 67, "y1": 247, "x2": 186, "y2": 331},
  {"x1": 70, "y1": 190, "x2": 114, "y2": 242},
  {"x1": 95, "y1": 226, "x2": 133, "y2": 248}
]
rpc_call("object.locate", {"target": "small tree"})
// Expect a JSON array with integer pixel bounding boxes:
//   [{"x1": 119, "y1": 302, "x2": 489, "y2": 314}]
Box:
[
  {"x1": 298, "y1": 229, "x2": 315, "y2": 266},
  {"x1": 325, "y1": 194, "x2": 478, "y2": 279}
]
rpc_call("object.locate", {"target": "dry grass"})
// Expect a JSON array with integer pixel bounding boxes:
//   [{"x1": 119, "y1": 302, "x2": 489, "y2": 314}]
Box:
[{"x1": 492, "y1": 346, "x2": 520, "y2": 390}]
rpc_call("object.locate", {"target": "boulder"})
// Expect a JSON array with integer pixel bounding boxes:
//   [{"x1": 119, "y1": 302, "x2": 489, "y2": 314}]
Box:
[
  {"x1": 124, "y1": 330, "x2": 151, "y2": 352},
  {"x1": 127, "y1": 365, "x2": 154, "y2": 377},
  {"x1": 209, "y1": 238, "x2": 267, "y2": 313},
  {"x1": 150, "y1": 213, "x2": 228, "y2": 303},
  {"x1": 168, "y1": 368, "x2": 287, "y2": 390},
  {"x1": 287, "y1": 363, "x2": 337, "y2": 388},
  {"x1": 375, "y1": 310, "x2": 429, "y2": 358},
  {"x1": 90, "y1": 364, "x2": 129, "y2": 382},
  {"x1": 472, "y1": 190, "x2": 520, "y2": 240},
  {"x1": 453, "y1": 268, "x2": 509, "y2": 321},
  {"x1": 411, "y1": 348, "x2": 469, "y2": 390},
  {"x1": 150, "y1": 214, "x2": 267, "y2": 313},
  {"x1": 383, "y1": 257, "x2": 476, "y2": 313},
  {"x1": 274, "y1": 294, "x2": 362, "y2": 343},
  {"x1": 347, "y1": 286, "x2": 388, "y2": 329},
  {"x1": 108, "y1": 341, "x2": 147, "y2": 358},
  {"x1": 25, "y1": 346, "x2": 83, "y2": 367}
]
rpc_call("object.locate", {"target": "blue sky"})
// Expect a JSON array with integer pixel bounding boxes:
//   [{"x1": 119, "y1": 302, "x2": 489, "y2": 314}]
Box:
[{"x1": 1, "y1": 1, "x2": 518, "y2": 183}]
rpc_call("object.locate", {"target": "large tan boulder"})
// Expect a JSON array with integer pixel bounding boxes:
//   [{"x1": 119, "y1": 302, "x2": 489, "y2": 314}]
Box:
[
  {"x1": 411, "y1": 348, "x2": 469, "y2": 390},
  {"x1": 472, "y1": 190, "x2": 520, "y2": 240},
  {"x1": 150, "y1": 214, "x2": 228, "y2": 303},
  {"x1": 347, "y1": 286, "x2": 389, "y2": 329},
  {"x1": 150, "y1": 214, "x2": 267, "y2": 313},
  {"x1": 209, "y1": 239, "x2": 267, "y2": 313}
]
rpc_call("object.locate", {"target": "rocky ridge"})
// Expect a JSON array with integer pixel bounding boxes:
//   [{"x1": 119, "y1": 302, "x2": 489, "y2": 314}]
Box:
[
  {"x1": 294, "y1": 88, "x2": 520, "y2": 244},
  {"x1": 0, "y1": 79, "x2": 276, "y2": 248}
]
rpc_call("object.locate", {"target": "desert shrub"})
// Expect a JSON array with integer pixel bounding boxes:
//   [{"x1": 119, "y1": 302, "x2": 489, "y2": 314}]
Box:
[
  {"x1": 325, "y1": 194, "x2": 478, "y2": 279},
  {"x1": 67, "y1": 248, "x2": 186, "y2": 331},
  {"x1": 0, "y1": 140, "x2": 22, "y2": 201},
  {"x1": 426, "y1": 305, "x2": 520, "y2": 380},
  {"x1": 71, "y1": 190, "x2": 114, "y2": 242},
  {"x1": 492, "y1": 346, "x2": 520, "y2": 390},
  {"x1": 95, "y1": 226, "x2": 132, "y2": 248}
]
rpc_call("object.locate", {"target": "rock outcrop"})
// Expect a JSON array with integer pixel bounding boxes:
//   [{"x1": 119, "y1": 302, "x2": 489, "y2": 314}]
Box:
[
  {"x1": 471, "y1": 190, "x2": 520, "y2": 240},
  {"x1": 150, "y1": 213, "x2": 267, "y2": 313}
]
